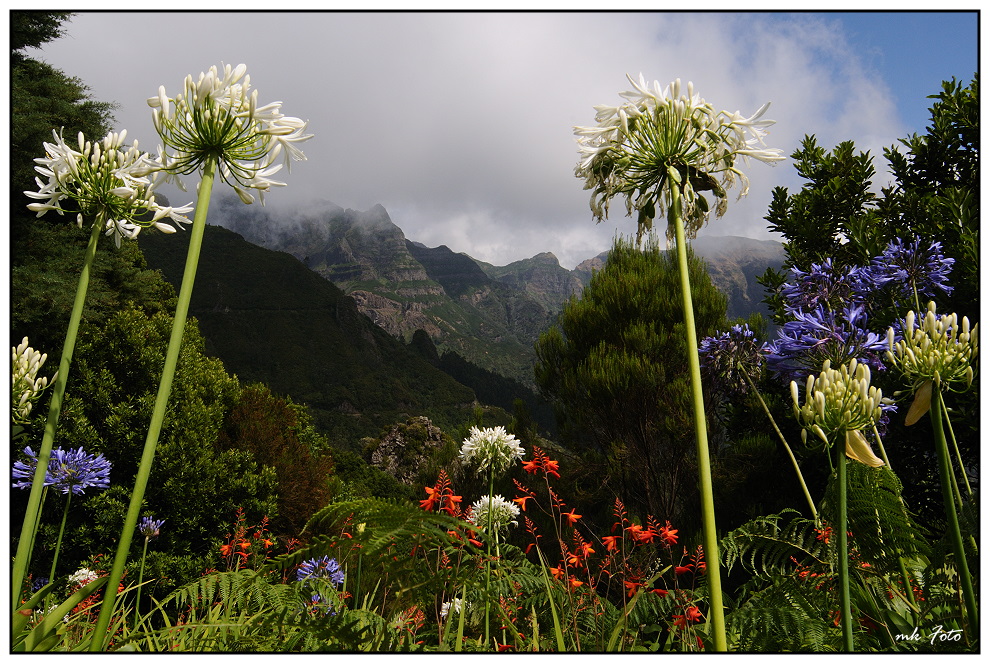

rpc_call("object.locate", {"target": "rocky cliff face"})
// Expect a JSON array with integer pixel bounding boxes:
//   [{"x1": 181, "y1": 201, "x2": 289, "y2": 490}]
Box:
[{"x1": 212, "y1": 197, "x2": 784, "y2": 383}]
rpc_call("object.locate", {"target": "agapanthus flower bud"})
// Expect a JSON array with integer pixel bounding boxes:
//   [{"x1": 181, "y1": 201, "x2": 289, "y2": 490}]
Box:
[
  {"x1": 887, "y1": 301, "x2": 978, "y2": 392},
  {"x1": 459, "y1": 426, "x2": 525, "y2": 476},
  {"x1": 790, "y1": 359, "x2": 892, "y2": 465},
  {"x1": 11, "y1": 338, "x2": 56, "y2": 424},
  {"x1": 138, "y1": 516, "x2": 165, "y2": 540}
]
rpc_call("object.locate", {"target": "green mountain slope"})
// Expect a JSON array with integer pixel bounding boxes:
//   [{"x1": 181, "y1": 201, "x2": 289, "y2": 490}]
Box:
[{"x1": 138, "y1": 224, "x2": 476, "y2": 449}]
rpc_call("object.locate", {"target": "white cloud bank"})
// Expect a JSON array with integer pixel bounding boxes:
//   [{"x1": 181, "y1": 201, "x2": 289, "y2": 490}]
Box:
[{"x1": 35, "y1": 11, "x2": 911, "y2": 268}]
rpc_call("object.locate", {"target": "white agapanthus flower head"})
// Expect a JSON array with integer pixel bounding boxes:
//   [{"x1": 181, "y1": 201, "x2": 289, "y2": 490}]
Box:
[
  {"x1": 11, "y1": 337, "x2": 56, "y2": 424},
  {"x1": 886, "y1": 301, "x2": 978, "y2": 392},
  {"x1": 149, "y1": 62, "x2": 313, "y2": 205},
  {"x1": 574, "y1": 73, "x2": 784, "y2": 242},
  {"x1": 23, "y1": 129, "x2": 192, "y2": 247},
  {"x1": 468, "y1": 494, "x2": 520, "y2": 532},
  {"x1": 67, "y1": 567, "x2": 99, "y2": 589},
  {"x1": 458, "y1": 425, "x2": 524, "y2": 475},
  {"x1": 790, "y1": 359, "x2": 890, "y2": 466}
]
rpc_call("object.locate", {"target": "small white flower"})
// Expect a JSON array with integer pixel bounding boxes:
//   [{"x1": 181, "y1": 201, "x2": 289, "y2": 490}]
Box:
[
  {"x1": 458, "y1": 426, "x2": 524, "y2": 475},
  {"x1": 440, "y1": 597, "x2": 468, "y2": 619},
  {"x1": 468, "y1": 494, "x2": 520, "y2": 532}
]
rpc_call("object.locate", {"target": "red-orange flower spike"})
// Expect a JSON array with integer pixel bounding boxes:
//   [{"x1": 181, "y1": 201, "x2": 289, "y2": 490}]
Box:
[
  {"x1": 420, "y1": 485, "x2": 439, "y2": 511},
  {"x1": 543, "y1": 458, "x2": 560, "y2": 478},
  {"x1": 602, "y1": 535, "x2": 621, "y2": 552},
  {"x1": 658, "y1": 521, "x2": 678, "y2": 547}
]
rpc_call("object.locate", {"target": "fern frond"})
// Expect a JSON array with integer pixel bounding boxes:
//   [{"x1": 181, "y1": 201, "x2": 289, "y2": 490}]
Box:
[{"x1": 720, "y1": 509, "x2": 826, "y2": 578}]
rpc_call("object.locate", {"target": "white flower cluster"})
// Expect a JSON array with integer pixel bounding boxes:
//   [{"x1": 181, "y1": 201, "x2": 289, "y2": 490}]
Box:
[
  {"x1": 790, "y1": 359, "x2": 889, "y2": 466},
  {"x1": 440, "y1": 597, "x2": 468, "y2": 619},
  {"x1": 149, "y1": 62, "x2": 312, "y2": 204},
  {"x1": 468, "y1": 494, "x2": 520, "y2": 532},
  {"x1": 67, "y1": 567, "x2": 99, "y2": 589},
  {"x1": 574, "y1": 73, "x2": 783, "y2": 240},
  {"x1": 24, "y1": 129, "x2": 192, "y2": 247},
  {"x1": 458, "y1": 425, "x2": 524, "y2": 475},
  {"x1": 11, "y1": 337, "x2": 56, "y2": 424},
  {"x1": 887, "y1": 302, "x2": 978, "y2": 391}
]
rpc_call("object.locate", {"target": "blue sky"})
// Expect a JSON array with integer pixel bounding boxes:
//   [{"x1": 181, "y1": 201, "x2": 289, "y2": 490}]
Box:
[
  {"x1": 27, "y1": 10, "x2": 980, "y2": 268},
  {"x1": 828, "y1": 11, "x2": 978, "y2": 135}
]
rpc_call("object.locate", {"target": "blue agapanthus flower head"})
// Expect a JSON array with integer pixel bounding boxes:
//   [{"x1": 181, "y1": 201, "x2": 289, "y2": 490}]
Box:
[
  {"x1": 698, "y1": 323, "x2": 768, "y2": 394},
  {"x1": 12, "y1": 446, "x2": 111, "y2": 495},
  {"x1": 296, "y1": 556, "x2": 345, "y2": 587},
  {"x1": 138, "y1": 516, "x2": 165, "y2": 539},
  {"x1": 766, "y1": 304, "x2": 889, "y2": 383},
  {"x1": 871, "y1": 236, "x2": 955, "y2": 301},
  {"x1": 779, "y1": 259, "x2": 871, "y2": 313}
]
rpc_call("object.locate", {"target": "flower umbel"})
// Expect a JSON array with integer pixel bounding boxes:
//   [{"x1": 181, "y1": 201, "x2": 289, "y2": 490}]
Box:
[
  {"x1": 24, "y1": 129, "x2": 192, "y2": 247},
  {"x1": 699, "y1": 323, "x2": 768, "y2": 394},
  {"x1": 11, "y1": 337, "x2": 56, "y2": 424},
  {"x1": 459, "y1": 426, "x2": 525, "y2": 475},
  {"x1": 296, "y1": 556, "x2": 346, "y2": 587},
  {"x1": 12, "y1": 445, "x2": 112, "y2": 495},
  {"x1": 790, "y1": 359, "x2": 889, "y2": 466},
  {"x1": 887, "y1": 301, "x2": 978, "y2": 392},
  {"x1": 149, "y1": 62, "x2": 313, "y2": 204},
  {"x1": 574, "y1": 73, "x2": 783, "y2": 241},
  {"x1": 468, "y1": 494, "x2": 521, "y2": 533},
  {"x1": 138, "y1": 517, "x2": 165, "y2": 540}
]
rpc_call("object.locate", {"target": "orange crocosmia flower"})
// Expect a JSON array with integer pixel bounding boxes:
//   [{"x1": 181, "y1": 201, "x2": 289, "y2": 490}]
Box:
[
  {"x1": 543, "y1": 458, "x2": 561, "y2": 478},
  {"x1": 220, "y1": 544, "x2": 233, "y2": 556},
  {"x1": 568, "y1": 576, "x2": 584, "y2": 588},
  {"x1": 562, "y1": 509, "x2": 582, "y2": 526},
  {"x1": 522, "y1": 458, "x2": 541, "y2": 474},
  {"x1": 513, "y1": 495, "x2": 533, "y2": 511},
  {"x1": 625, "y1": 524, "x2": 644, "y2": 539},
  {"x1": 602, "y1": 535, "x2": 621, "y2": 552},
  {"x1": 651, "y1": 588, "x2": 669, "y2": 598},
  {"x1": 624, "y1": 580, "x2": 643, "y2": 597},
  {"x1": 685, "y1": 606, "x2": 703, "y2": 622},
  {"x1": 238, "y1": 541, "x2": 251, "y2": 550},
  {"x1": 566, "y1": 551, "x2": 584, "y2": 568},
  {"x1": 550, "y1": 565, "x2": 565, "y2": 580},
  {"x1": 659, "y1": 523, "x2": 679, "y2": 546},
  {"x1": 419, "y1": 486, "x2": 439, "y2": 511},
  {"x1": 673, "y1": 614, "x2": 688, "y2": 628},
  {"x1": 675, "y1": 564, "x2": 693, "y2": 575},
  {"x1": 262, "y1": 538, "x2": 274, "y2": 548},
  {"x1": 577, "y1": 542, "x2": 594, "y2": 558},
  {"x1": 632, "y1": 528, "x2": 657, "y2": 544}
]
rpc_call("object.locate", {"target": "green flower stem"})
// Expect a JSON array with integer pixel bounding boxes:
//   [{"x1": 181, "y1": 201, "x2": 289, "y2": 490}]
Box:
[
  {"x1": 12, "y1": 218, "x2": 103, "y2": 610},
  {"x1": 940, "y1": 397, "x2": 973, "y2": 497},
  {"x1": 869, "y1": 423, "x2": 892, "y2": 469},
  {"x1": 48, "y1": 492, "x2": 73, "y2": 585},
  {"x1": 740, "y1": 366, "x2": 817, "y2": 521},
  {"x1": 134, "y1": 536, "x2": 150, "y2": 629},
  {"x1": 670, "y1": 184, "x2": 727, "y2": 652},
  {"x1": 484, "y1": 467, "x2": 494, "y2": 648},
  {"x1": 89, "y1": 159, "x2": 217, "y2": 651},
  {"x1": 836, "y1": 442, "x2": 854, "y2": 651},
  {"x1": 930, "y1": 376, "x2": 978, "y2": 634}
]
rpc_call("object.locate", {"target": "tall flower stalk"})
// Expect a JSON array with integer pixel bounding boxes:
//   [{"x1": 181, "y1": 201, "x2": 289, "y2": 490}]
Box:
[
  {"x1": 886, "y1": 303, "x2": 979, "y2": 634},
  {"x1": 791, "y1": 359, "x2": 889, "y2": 651},
  {"x1": 459, "y1": 426, "x2": 524, "y2": 647},
  {"x1": 89, "y1": 63, "x2": 311, "y2": 650},
  {"x1": 12, "y1": 130, "x2": 188, "y2": 609},
  {"x1": 574, "y1": 74, "x2": 783, "y2": 651}
]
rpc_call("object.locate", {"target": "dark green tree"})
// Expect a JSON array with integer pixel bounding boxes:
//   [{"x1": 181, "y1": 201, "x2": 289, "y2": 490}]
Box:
[{"x1": 534, "y1": 235, "x2": 728, "y2": 523}]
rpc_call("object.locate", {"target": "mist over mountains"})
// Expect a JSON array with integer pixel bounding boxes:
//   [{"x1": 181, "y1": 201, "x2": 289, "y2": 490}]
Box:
[{"x1": 207, "y1": 196, "x2": 784, "y2": 384}]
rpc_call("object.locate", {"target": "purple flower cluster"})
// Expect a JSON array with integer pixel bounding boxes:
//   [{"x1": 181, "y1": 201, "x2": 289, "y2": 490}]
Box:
[
  {"x1": 698, "y1": 323, "x2": 768, "y2": 394},
  {"x1": 297, "y1": 556, "x2": 345, "y2": 586},
  {"x1": 765, "y1": 236, "x2": 955, "y2": 383},
  {"x1": 12, "y1": 446, "x2": 111, "y2": 495},
  {"x1": 870, "y1": 237, "x2": 955, "y2": 302},
  {"x1": 139, "y1": 516, "x2": 165, "y2": 539}
]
